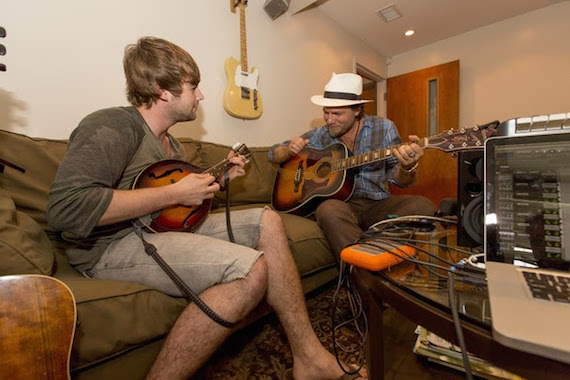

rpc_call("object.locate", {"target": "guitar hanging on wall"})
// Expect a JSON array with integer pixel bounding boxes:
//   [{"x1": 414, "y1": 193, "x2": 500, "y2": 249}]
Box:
[{"x1": 224, "y1": 0, "x2": 263, "y2": 120}]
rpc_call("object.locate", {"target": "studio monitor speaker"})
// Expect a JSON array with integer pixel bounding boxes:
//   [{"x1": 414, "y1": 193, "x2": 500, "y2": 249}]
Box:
[
  {"x1": 457, "y1": 150, "x2": 484, "y2": 247},
  {"x1": 263, "y1": 0, "x2": 290, "y2": 20}
]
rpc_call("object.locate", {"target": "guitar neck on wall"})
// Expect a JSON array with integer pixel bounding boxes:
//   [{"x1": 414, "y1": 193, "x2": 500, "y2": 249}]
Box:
[{"x1": 224, "y1": 0, "x2": 263, "y2": 120}]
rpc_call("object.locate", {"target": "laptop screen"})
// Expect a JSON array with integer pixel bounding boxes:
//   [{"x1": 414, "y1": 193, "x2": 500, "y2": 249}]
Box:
[{"x1": 484, "y1": 132, "x2": 570, "y2": 271}]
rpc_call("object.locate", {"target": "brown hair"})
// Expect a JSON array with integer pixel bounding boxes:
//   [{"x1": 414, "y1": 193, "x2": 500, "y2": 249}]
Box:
[{"x1": 123, "y1": 37, "x2": 201, "y2": 108}]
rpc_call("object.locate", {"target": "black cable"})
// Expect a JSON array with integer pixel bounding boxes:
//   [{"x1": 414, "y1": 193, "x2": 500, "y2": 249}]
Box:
[
  {"x1": 132, "y1": 220, "x2": 236, "y2": 329},
  {"x1": 355, "y1": 231, "x2": 488, "y2": 281},
  {"x1": 361, "y1": 233, "x2": 475, "y2": 257},
  {"x1": 130, "y1": 154, "x2": 240, "y2": 328},
  {"x1": 331, "y1": 261, "x2": 367, "y2": 376},
  {"x1": 349, "y1": 239, "x2": 487, "y2": 288},
  {"x1": 349, "y1": 235, "x2": 481, "y2": 378},
  {"x1": 354, "y1": 240, "x2": 456, "y2": 274},
  {"x1": 448, "y1": 271, "x2": 474, "y2": 380},
  {"x1": 356, "y1": 239, "x2": 451, "y2": 280},
  {"x1": 357, "y1": 233, "x2": 457, "y2": 267},
  {"x1": 224, "y1": 173, "x2": 235, "y2": 243}
]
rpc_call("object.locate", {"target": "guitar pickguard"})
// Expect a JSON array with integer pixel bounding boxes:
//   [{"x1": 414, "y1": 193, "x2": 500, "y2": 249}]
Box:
[{"x1": 234, "y1": 64, "x2": 259, "y2": 90}]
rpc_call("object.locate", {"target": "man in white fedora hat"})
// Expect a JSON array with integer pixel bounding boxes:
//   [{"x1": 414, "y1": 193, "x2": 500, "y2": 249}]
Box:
[{"x1": 269, "y1": 73, "x2": 435, "y2": 261}]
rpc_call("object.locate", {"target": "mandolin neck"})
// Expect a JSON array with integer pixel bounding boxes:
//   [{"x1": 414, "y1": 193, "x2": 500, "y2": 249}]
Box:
[{"x1": 206, "y1": 158, "x2": 236, "y2": 178}]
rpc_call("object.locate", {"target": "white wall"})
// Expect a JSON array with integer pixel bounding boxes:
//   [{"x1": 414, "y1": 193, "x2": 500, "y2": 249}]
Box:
[
  {"x1": 0, "y1": 0, "x2": 386, "y2": 145},
  {"x1": 388, "y1": 2, "x2": 570, "y2": 129}
]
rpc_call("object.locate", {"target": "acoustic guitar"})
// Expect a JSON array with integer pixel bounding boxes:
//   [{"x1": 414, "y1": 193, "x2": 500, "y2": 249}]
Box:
[
  {"x1": 271, "y1": 122, "x2": 499, "y2": 217},
  {"x1": 0, "y1": 274, "x2": 76, "y2": 379},
  {"x1": 223, "y1": 0, "x2": 263, "y2": 120},
  {"x1": 132, "y1": 143, "x2": 251, "y2": 233}
]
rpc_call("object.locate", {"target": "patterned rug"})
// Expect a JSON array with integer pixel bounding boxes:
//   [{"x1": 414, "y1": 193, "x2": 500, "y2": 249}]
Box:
[{"x1": 194, "y1": 281, "x2": 365, "y2": 380}]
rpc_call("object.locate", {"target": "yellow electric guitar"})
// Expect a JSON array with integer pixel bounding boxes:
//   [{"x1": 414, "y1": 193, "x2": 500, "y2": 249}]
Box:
[{"x1": 224, "y1": 0, "x2": 263, "y2": 119}]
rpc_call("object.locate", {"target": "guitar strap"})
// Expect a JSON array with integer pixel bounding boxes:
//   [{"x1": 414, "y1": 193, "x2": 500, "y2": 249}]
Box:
[
  {"x1": 131, "y1": 169, "x2": 237, "y2": 328},
  {"x1": 223, "y1": 172, "x2": 236, "y2": 243}
]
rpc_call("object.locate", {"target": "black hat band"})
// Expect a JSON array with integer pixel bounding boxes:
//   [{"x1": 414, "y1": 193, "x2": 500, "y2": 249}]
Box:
[{"x1": 323, "y1": 91, "x2": 361, "y2": 100}]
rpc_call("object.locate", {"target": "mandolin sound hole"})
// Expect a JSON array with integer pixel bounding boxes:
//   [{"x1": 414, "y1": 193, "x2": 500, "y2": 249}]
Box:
[{"x1": 316, "y1": 162, "x2": 332, "y2": 178}]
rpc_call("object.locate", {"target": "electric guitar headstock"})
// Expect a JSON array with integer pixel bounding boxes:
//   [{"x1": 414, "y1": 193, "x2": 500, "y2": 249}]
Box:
[{"x1": 230, "y1": 0, "x2": 247, "y2": 12}]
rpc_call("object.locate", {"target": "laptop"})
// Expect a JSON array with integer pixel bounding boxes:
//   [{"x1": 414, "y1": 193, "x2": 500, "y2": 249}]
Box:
[{"x1": 484, "y1": 128, "x2": 570, "y2": 364}]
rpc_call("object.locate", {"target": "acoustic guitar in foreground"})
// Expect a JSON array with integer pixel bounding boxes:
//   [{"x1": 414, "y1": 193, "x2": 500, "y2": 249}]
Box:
[
  {"x1": 132, "y1": 143, "x2": 251, "y2": 233},
  {"x1": 271, "y1": 121, "x2": 499, "y2": 217},
  {"x1": 0, "y1": 275, "x2": 76, "y2": 379}
]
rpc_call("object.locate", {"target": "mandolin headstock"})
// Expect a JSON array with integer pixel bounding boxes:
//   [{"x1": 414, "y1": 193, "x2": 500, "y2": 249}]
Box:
[{"x1": 231, "y1": 142, "x2": 251, "y2": 163}]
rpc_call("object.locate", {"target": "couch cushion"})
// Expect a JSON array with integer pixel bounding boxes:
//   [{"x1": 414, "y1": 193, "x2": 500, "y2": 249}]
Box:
[
  {"x1": 0, "y1": 189, "x2": 55, "y2": 275},
  {"x1": 0, "y1": 130, "x2": 67, "y2": 231},
  {"x1": 57, "y1": 275, "x2": 187, "y2": 371},
  {"x1": 279, "y1": 213, "x2": 336, "y2": 277}
]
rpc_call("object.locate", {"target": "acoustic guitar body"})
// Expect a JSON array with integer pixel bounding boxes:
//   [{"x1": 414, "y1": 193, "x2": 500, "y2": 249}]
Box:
[
  {"x1": 0, "y1": 275, "x2": 76, "y2": 380},
  {"x1": 133, "y1": 159, "x2": 212, "y2": 233},
  {"x1": 272, "y1": 143, "x2": 355, "y2": 217},
  {"x1": 223, "y1": 56, "x2": 263, "y2": 120}
]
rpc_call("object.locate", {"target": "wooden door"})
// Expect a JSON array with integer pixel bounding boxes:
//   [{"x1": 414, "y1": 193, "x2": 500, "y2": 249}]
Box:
[
  {"x1": 362, "y1": 81, "x2": 377, "y2": 116},
  {"x1": 387, "y1": 60, "x2": 459, "y2": 209}
]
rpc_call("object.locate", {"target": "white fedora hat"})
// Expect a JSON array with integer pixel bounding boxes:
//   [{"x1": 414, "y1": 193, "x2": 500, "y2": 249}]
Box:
[{"x1": 311, "y1": 73, "x2": 373, "y2": 107}]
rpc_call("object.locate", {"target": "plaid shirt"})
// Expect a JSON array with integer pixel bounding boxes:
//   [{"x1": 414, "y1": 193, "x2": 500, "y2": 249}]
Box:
[{"x1": 269, "y1": 114, "x2": 405, "y2": 200}]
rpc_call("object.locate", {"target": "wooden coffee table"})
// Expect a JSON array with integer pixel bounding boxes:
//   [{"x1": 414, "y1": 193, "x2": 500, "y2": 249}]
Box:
[{"x1": 349, "y1": 227, "x2": 570, "y2": 380}]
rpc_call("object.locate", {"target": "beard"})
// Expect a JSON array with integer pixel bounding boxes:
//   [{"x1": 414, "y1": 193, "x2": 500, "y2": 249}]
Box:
[
  {"x1": 328, "y1": 121, "x2": 354, "y2": 138},
  {"x1": 171, "y1": 104, "x2": 198, "y2": 123}
]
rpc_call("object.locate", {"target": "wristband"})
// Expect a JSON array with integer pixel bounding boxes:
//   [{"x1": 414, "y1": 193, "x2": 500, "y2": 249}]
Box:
[{"x1": 401, "y1": 162, "x2": 419, "y2": 175}]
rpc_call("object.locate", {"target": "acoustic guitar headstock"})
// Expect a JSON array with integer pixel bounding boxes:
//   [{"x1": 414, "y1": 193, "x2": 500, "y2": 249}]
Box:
[{"x1": 426, "y1": 120, "x2": 500, "y2": 153}]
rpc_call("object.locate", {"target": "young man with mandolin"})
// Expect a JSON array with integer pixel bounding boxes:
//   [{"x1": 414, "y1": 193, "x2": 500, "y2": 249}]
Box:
[
  {"x1": 269, "y1": 73, "x2": 436, "y2": 261},
  {"x1": 47, "y1": 38, "x2": 365, "y2": 379}
]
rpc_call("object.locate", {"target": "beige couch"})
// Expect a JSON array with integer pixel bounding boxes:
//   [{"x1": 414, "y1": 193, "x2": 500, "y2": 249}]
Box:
[{"x1": 0, "y1": 129, "x2": 339, "y2": 379}]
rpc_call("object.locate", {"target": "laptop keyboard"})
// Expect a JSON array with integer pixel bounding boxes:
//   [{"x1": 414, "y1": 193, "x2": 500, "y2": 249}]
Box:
[{"x1": 522, "y1": 270, "x2": 570, "y2": 303}]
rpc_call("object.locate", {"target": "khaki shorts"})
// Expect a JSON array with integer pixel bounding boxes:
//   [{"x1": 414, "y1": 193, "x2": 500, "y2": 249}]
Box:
[{"x1": 88, "y1": 208, "x2": 265, "y2": 296}]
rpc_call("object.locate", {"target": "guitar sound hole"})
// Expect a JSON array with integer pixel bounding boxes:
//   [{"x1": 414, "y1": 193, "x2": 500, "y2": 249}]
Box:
[{"x1": 316, "y1": 163, "x2": 331, "y2": 178}]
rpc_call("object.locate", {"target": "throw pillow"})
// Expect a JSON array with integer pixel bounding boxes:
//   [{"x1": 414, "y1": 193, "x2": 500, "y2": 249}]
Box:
[{"x1": 0, "y1": 189, "x2": 54, "y2": 275}]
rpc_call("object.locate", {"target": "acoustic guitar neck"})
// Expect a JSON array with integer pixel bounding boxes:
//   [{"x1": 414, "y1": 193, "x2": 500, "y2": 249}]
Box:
[{"x1": 332, "y1": 121, "x2": 499, "y2": 172}]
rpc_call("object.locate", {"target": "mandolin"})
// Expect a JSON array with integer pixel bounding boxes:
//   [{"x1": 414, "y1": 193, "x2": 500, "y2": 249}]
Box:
[
  {"x1": 271, "y1": 121, "x2": 499, "y2": 217},
  {"x1": 223, "y1": 0, "x2": 263, "y2": 120},
  {"x1": 0, "y1": 275, "x2": 76, "y2": 379},
  {"x1": 132, "y1": 143, "x2": 251, "y2": 233}
]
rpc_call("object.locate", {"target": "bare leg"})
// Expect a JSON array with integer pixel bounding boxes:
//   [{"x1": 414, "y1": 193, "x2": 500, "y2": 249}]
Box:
[
  {"x1": 258, "y1": 209, "x2": 365, "y2": 379},
  {"x1": 146, "y1": 257, "x2": 268, "y2": 379}
]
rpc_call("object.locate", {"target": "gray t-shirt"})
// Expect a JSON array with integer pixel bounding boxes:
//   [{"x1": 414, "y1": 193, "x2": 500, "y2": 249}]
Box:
[{"x1": 47, "y1": 106, "x2": 184, "y2": 272}]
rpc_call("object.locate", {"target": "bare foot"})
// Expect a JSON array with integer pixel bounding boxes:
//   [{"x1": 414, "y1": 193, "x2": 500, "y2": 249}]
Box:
[{"x1": 288, "y1": 354, "x2": 367, "y2": 379}]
